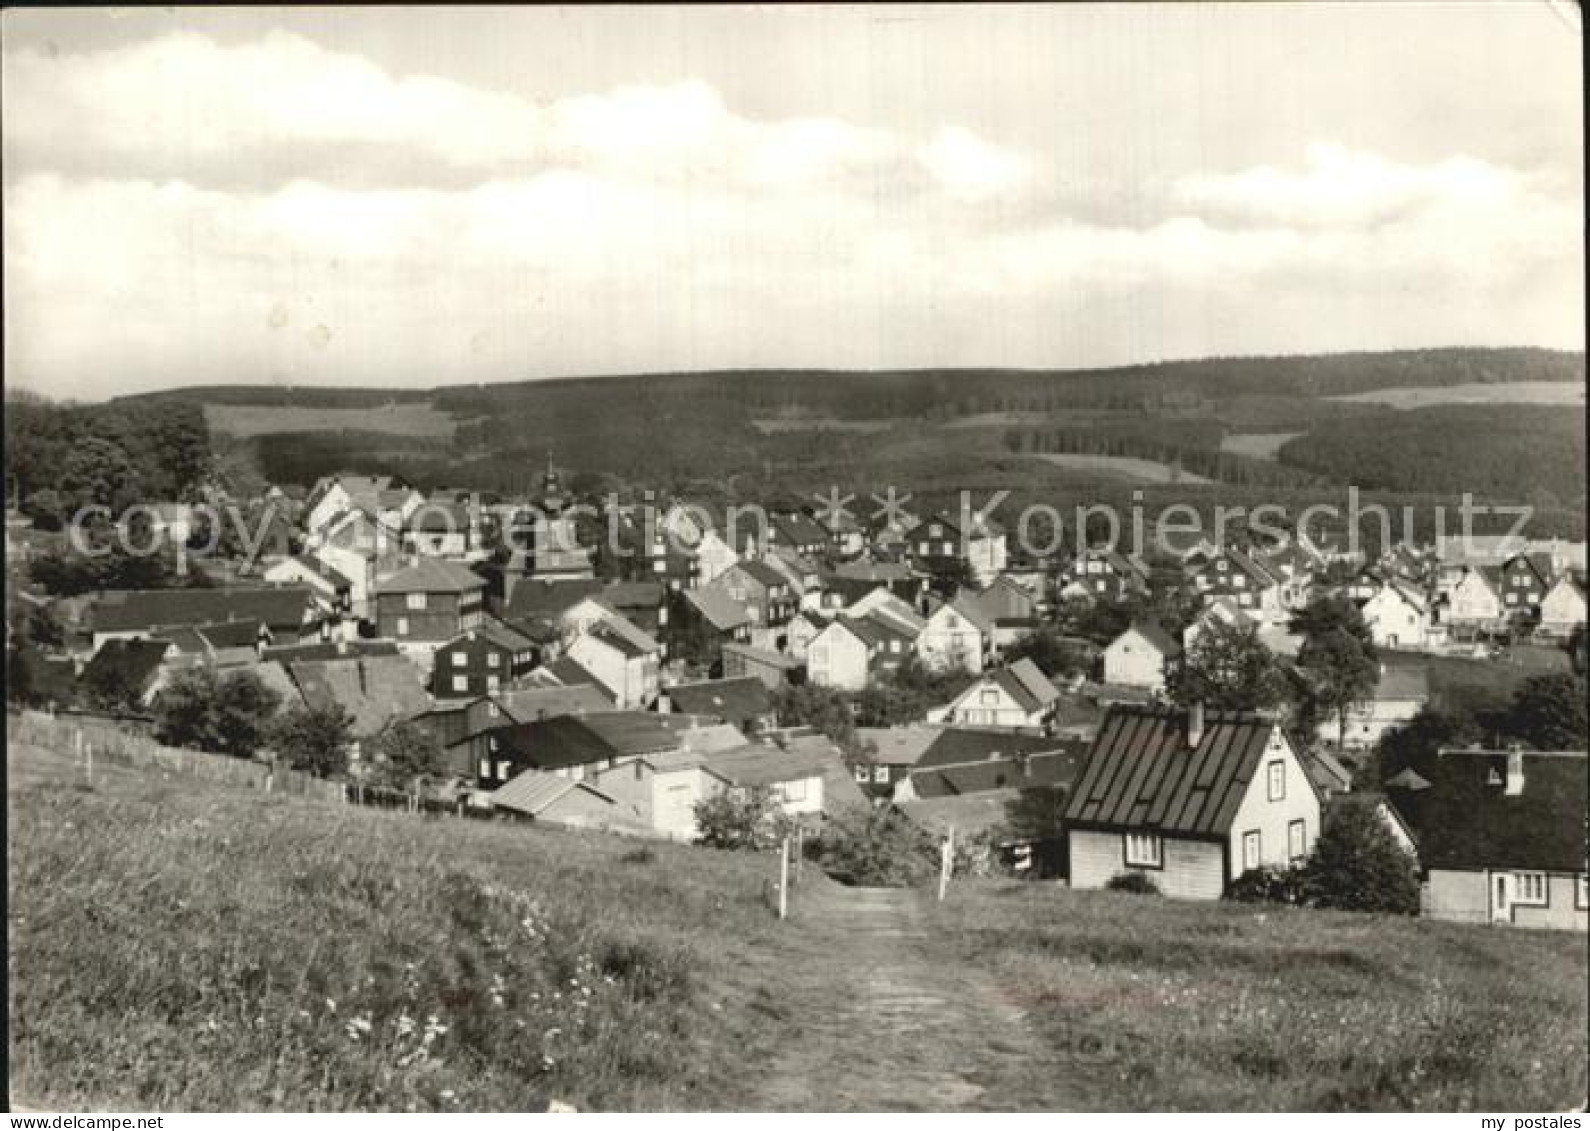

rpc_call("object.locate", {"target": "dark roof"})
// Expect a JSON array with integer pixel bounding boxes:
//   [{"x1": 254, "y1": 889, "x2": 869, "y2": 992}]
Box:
[
  {"x1": 544, "y1": 656, "x2": 611, "y2": 698},
  {"x1": 732, "y1": 558, "x2": 790, "y2": 590},
  {"x1": 665, "y1": 676, "x2": 773, "y2": 721},
  {"x1": 916, "y1": 727, "x2": 1070, "y2": 770},
  {"x1": 92, "y1": 587, "x2": 314, "y2": 634},
  {"x1": 261, "y1": 640, "x2": 400, "y2": 663},
  {"x1": 771, "y1": 512, "x2": 831, "y2": 546},
  {"x1": 702, "y1": 742, "x2": 831, "y2": 787},
  {"x1": 1063, "y1": 704, "x2": 1281, "y2": 836},
  {"x1": 488, "y1": 710, "x2": 685, "y2": 770},
  {"x1": 684, "y1": 585, "x2": 752, "y2": 632},
  {"x1": 909, "y1": 748, "x2": 1086, "y2": 798},
  {"x1": 989, "y1": 659, "x2": 1060, "y2": 714},
  {"x1": 1385, "y1": 749, "x2": 1586, "y2": 873},
  {"x1": 286, "y1": 655, "x2": 431, "y2": 737},
  {"x1": 81, "y1": 638, "x2": 169, "y2": 693},
  {"x1": 1114, "y1": 620, "x2": 1180, "y2": 658}
]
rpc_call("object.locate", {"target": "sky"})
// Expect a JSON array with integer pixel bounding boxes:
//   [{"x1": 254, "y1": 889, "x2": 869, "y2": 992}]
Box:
[{"x1": 3, "y1": 3, "x2": 1583, "y2": 401}]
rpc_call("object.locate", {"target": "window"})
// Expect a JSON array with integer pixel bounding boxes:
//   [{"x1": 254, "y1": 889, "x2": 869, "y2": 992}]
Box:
[
  {"x1": 452, "y1": 652, "x2": 467, "y2": 667},
  {"x1": 452, "y1": 675, "x2": 468, "y2": 693},
  {"x1": 919, "y1": 542, "x2": 931, "y2": 556},
  {"x1": 1267, "y1": 760, "x2": 1286, "y2": 801},
  {"x1": 487, "y1": 702, "x2": 499, "y2": 718},
  {"x1": 396, "y1": 617, "x2": 409, "y2": 636},
  {"x1": 496, "y1": 760, "x2": 511, "y2": 781},
  {"x1": 942, "y1": 541, "x2": 954, "y2": 556},
  {"x1": 853, "y1": 764, "x2": 870, "y2": 783},
  {"x1": 781, "y1": 779, "x2": 807, "y2": 802},
  {"x1": 1288, "y1": 819, "x2": 1306, "y2": 861},
  {"x1": 1577, "y1": 876, "x2": 1587, "y2": 910},
  {"x1": 1513, "y1": 872, "x2": 1548, "y2": 906},
  {"x1": 406, "y1": 592, "x2": 428, "y2": 610},
  {"x1": 486, "y1": 652, "x2": 500, "y2": 668},
  {"x1": 1242, "y1": 831, "x2": 1262, "y2": 871},
  {"x1": 571, "y1": 764, "x2": 585, "y2": 782},
  {"x1": 872, "y1": 765, "x2": 889, "y2": 784},
  {"x1": 479, "y1": 758, "x2": 491, "y2": 780},
  {"x1": 980, "y1": 688, "x2": 1000, "y2": 706},
  {"x1": 486, "y1": 675, "x2": 500, "y2": 691},
  {"x1": 1124, "y1": 833, "x2": 1162, "y2": 868}
]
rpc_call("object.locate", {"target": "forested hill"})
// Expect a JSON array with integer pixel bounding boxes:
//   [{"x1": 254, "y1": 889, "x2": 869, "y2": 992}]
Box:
[{"x1": 116, "y1": 346, "x2": 1583, "y2": 417}]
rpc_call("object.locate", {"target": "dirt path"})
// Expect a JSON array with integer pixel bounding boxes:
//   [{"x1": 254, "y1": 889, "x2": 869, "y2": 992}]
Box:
[{"x1": 748, "y1": 881, "x2": 1052, "y2": 1111}]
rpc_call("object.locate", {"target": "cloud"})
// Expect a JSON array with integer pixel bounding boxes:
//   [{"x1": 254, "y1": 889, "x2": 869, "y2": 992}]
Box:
[{"x1": 1, "y1": 31, "x2": 1582, "y2": 397}]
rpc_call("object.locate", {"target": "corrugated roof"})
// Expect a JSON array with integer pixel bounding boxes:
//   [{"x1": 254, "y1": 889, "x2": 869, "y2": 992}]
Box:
[
  {"x1": 1063, "y1": 704, "x2": 1278, "y2": 836},
  {"x1": 1386, "y1": 749, "x2": 1586, "y2": 873},
  {"x1": 491, "y1": 769, "x2": 614, "y2": 816}
]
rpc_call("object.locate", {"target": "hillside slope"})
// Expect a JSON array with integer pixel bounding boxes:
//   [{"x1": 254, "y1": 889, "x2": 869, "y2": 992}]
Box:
[{"x1": 8, "y1": 731, "x2": 1586, "y2": 1111}]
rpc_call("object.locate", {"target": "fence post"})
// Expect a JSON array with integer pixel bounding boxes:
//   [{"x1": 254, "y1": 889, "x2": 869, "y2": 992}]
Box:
[
  {"x1": 794, "y1": 825, "x2": 804, "y2": 883},
  {"x1": 938, "y1": 826, "x2": 954, "y2": 902},
  {"x1": 777, "y1": 835, "x2": 790, "y2": 921}
]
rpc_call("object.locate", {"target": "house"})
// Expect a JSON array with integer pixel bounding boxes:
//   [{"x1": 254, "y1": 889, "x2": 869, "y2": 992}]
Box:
[
  {"x1": 705, "y1": 559, "x2": 797, "y2": 646},
  {"x1": 952, "y1": 576, "x2": 1042, "y2": 650},
  {"x1": 305, "y1": 474, "x2": 422, "y2": 538},
  {"x1": 659, "y1": 676, "x2": 776, "y2": 734},
  {"x1": 760, "y1": 545, "x2": 825, "y2": 611},
  {"x1": 898, "y1": 735, "x2": 1088, "y2": 802},
  {"x1": 1316, "y1": 662, "x2": 1429, "y2": 751},
  {"x1": 681, "y1": 585, "x2": 754, "y2": 650},
  {"x1": 285, "y1": 653, "x2": 431, "y2": 753},
  {"x1": 916, "y1": 595, "x2": 988, "y2": 673},
  {"x1": 1182, "y1": 596, "x2": 1258, "y2": 653},
  {"x1": 565, "y1": 618, "x2": 662, "y2": 708},
  {"x1": 904, "y1": 512, "x2": 1007, "y2": 586},
  {"x1": 1065, "y1": 704, "x2": 1322, "y2": 899},
  {"x1": 693, "y1": 528, "x2": 741, "y2": 586},
  {"x1": 806, "y1": 612, "x2": 917, "y2": 691},
  {"x1": 420, "y1": 683, "x2": 613, "y2": 778},
  {"x1": 154, "y1": 618, "x2": 267, "y2": 670},
  {"x1": 1498, "y1": 553, "x2": 1555, "y2": 622},
  {"x1": 1102, "y1": 622, "x2": 1180, "y2": 692},
  {"x1": 720, "y1": 642, "x2": 804, "y2": 689},
  {"x1": 1384, "y1": 748, "x2": 1585, "y2": 931},
  {"x1": 587, "y1": 748, "x2": 730, "y2": 840},
  {"x1": 852, "y1": 724, "x2": 946, "y2": 797},
  {"x1": 429, "y1": 620, "x2": 539, "y2": 700},
  {"x1": 373, "y1": 557, "x2": 486, "y2": 645},
  {"x1": 78, "y1": 638, "x2": 174, "y2": 707},
  {"x1": 489, "y1": 770, "x2": 620, "y2": 828},
  {"x1": 474, "y1": 710, "x2": 687, "y2": 788},
  {"x1": 1186, "y1": 547, "x2": 1284, "y2": 622},
  {"x1": 1358, "y1": 579, "x2": 1430, "y2": 650},
  {"x1": 1537, "y1": 575, "x2": 1588, "y2": 641},
  {"x1": 262, "y1": 554, "x2": 354, "y2": 619},
  {"x1": 702, "y1": 743, "x2": 828, "y2": 823},
  {"x1": 783, "y1": 608, "x2": 830, "y2": 660},
  {"x1": 928, "y1": 659, "x2": 1059, "y2": 729},
  {"x1": 404, "y1": 499, "x2": 478, "y2": 559},
  {"x1": 1304, "y1": 748, "x2": 1355, "y2": 798},
  {"x1": 1441, "y1": 567, "x2": 1506, "y2": 633},
  {"x1": 308, "y1": 506, "x2": 405, "y2": 619},
  {"x1": 1060, "y1": 549, "x2": 1150, "y2": 603},
  {"x1": 88, "y1": 587, "x2": 316, "y2": 653},
  {"x1": 768, "y1": 511, "x2": 832, "y2": 559}
]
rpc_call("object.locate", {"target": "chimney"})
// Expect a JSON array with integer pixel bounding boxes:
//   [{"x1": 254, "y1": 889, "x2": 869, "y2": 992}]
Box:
[
  {"x1": 1505, "y1": 744, "x2": 1526, "y2": 796},
  {"x1": 1187, "y1": 702, "x2": 1206, "y2": 749}
]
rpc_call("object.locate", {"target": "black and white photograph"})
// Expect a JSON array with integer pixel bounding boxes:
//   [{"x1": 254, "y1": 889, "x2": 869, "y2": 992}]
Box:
[{"x1": 3, "y1": 1, "x2": 1586, "y2": 1115}]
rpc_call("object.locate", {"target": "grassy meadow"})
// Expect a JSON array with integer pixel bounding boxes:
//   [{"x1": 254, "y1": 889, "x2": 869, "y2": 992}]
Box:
[
  {"x1": 926, "y1": 882, "x2": 1588, "y2": 1111},
  {"x1": 9, "y1": 725, "x2": 1587, "y2": 1112}
]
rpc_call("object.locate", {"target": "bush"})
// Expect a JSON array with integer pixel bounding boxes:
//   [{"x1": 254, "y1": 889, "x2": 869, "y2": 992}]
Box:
[
  {"x1": 1226, "y1": 864, "x2": 1308, "y2": 906},
  {"x1": 1301, "y1": 799, "x2": 1420, "y2": 915},
  {"x1": 1105, "y1": 871, "x2": 1161, "y2": 895},
  {"x1": 693, "y1": 786, "x2": 793, "y2": 851},
  {"x1": 618, "y1": 846, "x2": 656, "y2": 865},
  {"x1": 816, "y1": 809, "x2": 936, "y2": 887}
]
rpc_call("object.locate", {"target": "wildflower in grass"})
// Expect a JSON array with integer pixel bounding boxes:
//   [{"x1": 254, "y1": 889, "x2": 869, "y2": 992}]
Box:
[
  {"x1": 394, "y1": 1014, "x2": 416, "y2": 1038},
  {"x1": 325, "y1": 998, "x2": 337, "y2": 1013}
]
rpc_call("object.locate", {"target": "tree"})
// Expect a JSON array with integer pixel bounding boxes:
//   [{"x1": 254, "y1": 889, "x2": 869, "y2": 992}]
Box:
[
  {"x1": 693, "y1": 786, "x2": 792, "y2": 851},
  {"x1": 154, "y1": 667, "x2": 280, "y2": 758},
  {"x1": 1366, "y1": 704, "x2": 1482, "y2": 789},
  {"x1": 1167, "y1": 618, "x2": 1290, "y2": 713},
  {"x1": 926, "y1": 555, "x2": 976, "y2": 597},
  {"x1": 60, "y1": 437, "x2": 143, "y2": 515},
  {"x1": 1296, "y1": 628, "x2": 1380, "y2": 749},
  {"x1": 1005, "y1": 627, "x2": 1091, "y2": 679},
  {"x1": 268, "y1": 703, "x2": 355, "y2": 778},
  {"x1": 1301, "y1": 798, "x2": 1420, "y2": 915},
  {"x1": 1288, "y1": 594, "x2": 1377, "y2": 656},
  {"x1": 1568, "y1": 624, "x2": 1588, "y2": 677},
  {"x1": 852, "y1": 656, "x2": 973, "y2": 728},
  {"x1": 1507, "y1": 672, "x2": 1589, "y2": 751},
  {"x1": 366, "y1": 722, "x2": 448, "y2": 791},
  {"x1": 814, "y1": 807, "x2": 935, "y2": 887},
  {"x1": 81, "y1": 655, "x2": 147, "y2": 712},
  {"x1": 24, "y1": 604, "x2": 63, "y2": 649},
  {"x1": 770, "y1": 681, "x2": 858, "y2": 749}
]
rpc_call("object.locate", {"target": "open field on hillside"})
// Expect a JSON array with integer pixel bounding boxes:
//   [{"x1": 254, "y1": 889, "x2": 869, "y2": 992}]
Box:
[
  {"x1": 750, "y1": 418, "x2": 897, "y2": 434},
  {"x1": 11, "y1": 723, "x2": 1586, "y2": 1112},
  {"x1": 205, "y1": 402, "x2": 458, "y2": 438},
  {"x1": 926, "y1": 881, "x2": 1587, "y2": 1111},
  {"x1": 1219, "y1": 432, "x2": 1304, "y2": 460},
  {"x1": 1329, "y1": 380, "x2": 1586, "y2": 409},
  {"x1": 1029, "y1": 452, "x2": 1215, "y2": 485}
]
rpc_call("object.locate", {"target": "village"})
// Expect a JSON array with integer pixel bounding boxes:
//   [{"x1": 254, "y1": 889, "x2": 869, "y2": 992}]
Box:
[{"x1": 6, "y1": 460, "x2": 1586, "y2": 933}]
